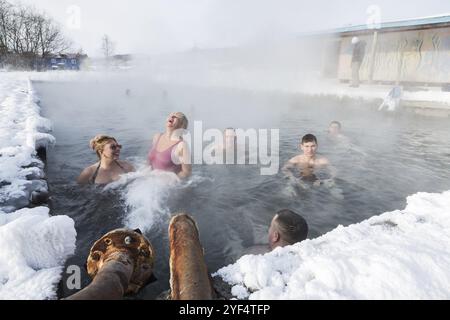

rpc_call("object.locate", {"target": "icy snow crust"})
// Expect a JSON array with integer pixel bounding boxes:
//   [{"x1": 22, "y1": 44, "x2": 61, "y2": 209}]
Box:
[
  {"x1": 0, "y1": 72, "x2": 76, "y2": 300},
  {"x1": 215, "y1": 191, "x2": 450, "y2": 300}
]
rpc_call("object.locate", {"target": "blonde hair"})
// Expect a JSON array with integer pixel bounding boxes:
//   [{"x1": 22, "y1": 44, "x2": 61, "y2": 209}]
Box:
[
  {"x1": 89, "y1": 134, "x2": 117, "y2": 159},
  {"x1": 174, "y1": 112, "x2": 188, "y2": 129}
]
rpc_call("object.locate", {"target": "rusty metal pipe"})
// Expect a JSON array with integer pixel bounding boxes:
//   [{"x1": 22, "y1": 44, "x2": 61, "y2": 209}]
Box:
[
  {"x1": 169, "y1": 214, "x2": 214, "y2": 300},
  {"x1": 65, "y1": 252, "x2": 134, "y2": 300},
  {"x1": 64, "y1": 228, "x2": 155, "y2": 300}
]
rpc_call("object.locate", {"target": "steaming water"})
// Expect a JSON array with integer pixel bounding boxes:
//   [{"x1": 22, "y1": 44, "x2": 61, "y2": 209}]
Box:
[{"x1": 33, "y1": 79, "x2": 450, "y2": 299}]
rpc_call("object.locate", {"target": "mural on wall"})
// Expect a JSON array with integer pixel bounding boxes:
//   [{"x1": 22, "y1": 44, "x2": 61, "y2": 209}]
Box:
[
  {"x1": 373, "y1": 32, "x2": 405, "y2": 81},
  {"x1": 337, "y1": 27, "x2": 450, "y2": 84},
  {"x1": 401, "y1": 32, "x2": 424, "y2": 81}
]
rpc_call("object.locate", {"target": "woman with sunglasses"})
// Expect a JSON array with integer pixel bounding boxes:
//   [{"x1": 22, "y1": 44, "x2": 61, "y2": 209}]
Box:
[
  {"x1": 148, "y1": 112, "x2": 192, "y2": 178},
  {"x1": 77, "y1": 135, "x2": 135, "y2": 185}
]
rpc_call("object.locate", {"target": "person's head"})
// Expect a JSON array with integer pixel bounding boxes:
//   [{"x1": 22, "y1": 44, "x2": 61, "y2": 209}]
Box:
[
  {"x1": 166, "y1": 112, "x2": 188, "y2": 131},
  {"x1": 268, "y1": 209, "x2": 308, "y2": 250},
  {"x1": 224, "y1": 128, "x2": 236, "y2": 148},
  {"x1": 352, "y1": 36, "x2": 360, "y2": 44},
  {"x1": 328, "y1": 121, "x2": 342, "y2": 135},
  {"x1": 90, "y1": 135, "x2": 122, "y2": 161},
  {"x1": 300, "y1": 134, "x2": 318, "y2": 157}
]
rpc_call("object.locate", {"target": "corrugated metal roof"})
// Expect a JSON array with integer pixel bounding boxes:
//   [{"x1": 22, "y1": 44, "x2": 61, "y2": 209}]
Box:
[{"x1": 302, "y1": 14, "x2": 450, "y2": 37}]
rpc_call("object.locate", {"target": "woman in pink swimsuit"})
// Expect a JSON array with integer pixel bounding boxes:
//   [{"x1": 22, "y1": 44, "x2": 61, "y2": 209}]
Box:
[{"x1": 148, "y1": 112, "x2": 192, "y2": 178}]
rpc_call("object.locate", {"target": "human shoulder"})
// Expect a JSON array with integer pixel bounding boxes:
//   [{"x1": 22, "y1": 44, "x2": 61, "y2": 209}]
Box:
[
  {"x1": 175, "y1": 139, "x2": 189, "y2": 151},
  {"x1": 175, "y1": 140, "x2": 191, "y2": 158},
  {"x1": 77, "y1": 163, "x2": 98, "y2": 184},
  {"x1": 288, "y1": 155, "x2": 303, "y2": 164},
  {"x1": 84, "y1": 163, "x2": 98, "y2": 174},
  {"x1": 316, "y1": 156, "x2": 330, "y2": 166}
]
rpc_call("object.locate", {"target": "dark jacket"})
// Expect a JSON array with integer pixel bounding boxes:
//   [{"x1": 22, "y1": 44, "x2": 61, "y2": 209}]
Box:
[{"x1": 352, "y1": 41, "x2": 366, "y2": 63}]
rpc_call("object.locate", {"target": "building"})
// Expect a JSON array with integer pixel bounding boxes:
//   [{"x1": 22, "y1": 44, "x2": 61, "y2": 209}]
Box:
[
  {"x1": 318, "y1": 14, "x2": 450, "y2": 86},
  {"x1": 45, "y1": 53, "x2": 88, "y2": 71}
]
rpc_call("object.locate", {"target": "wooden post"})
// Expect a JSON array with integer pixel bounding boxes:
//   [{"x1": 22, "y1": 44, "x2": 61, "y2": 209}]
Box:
[{"x1": 368, "y1": 31, "x2": 378, "y2": 83}]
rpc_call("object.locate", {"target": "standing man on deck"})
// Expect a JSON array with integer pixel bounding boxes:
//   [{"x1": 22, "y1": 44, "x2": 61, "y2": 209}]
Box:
[{"x1": 350, "y1": 37, "x2": 366, "y2": 88}]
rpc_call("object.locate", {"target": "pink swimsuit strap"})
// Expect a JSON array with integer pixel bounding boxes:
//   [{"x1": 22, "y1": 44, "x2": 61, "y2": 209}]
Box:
[{"x1": 148, "y1": 134, "x2": 183, "y2": 173}]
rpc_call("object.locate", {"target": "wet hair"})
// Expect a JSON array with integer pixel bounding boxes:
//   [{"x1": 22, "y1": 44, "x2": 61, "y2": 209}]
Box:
[
  {"x1": 89, "y1": 134, "x2": 117, "y2": 159},
  {"x1": 274, "y1": 209, "x2": 308, "y2": 245},
  {"x1": 301, "y1": 134, "x2": 318, "y2": 145},
  {"x1": 174, "y1": 112, "x2": 189, "y2": 129},
  {"x1": 330, "y1": 121, "x2": 341, "y2": 129}
]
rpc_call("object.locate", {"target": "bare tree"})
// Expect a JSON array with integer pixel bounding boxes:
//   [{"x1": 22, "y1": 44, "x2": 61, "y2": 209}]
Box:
[
  {"x1": 0, "y1": 0, "x2": 11, "y2": 53},
  {"x1": 101, "y1": 34, "x2": 115, "y2": 59},
  {"x1": 0, "y1": 0, "x2": 73, "y2": 68},
  {"x1": 37, "y1": 14, "x2": 71, "y2": 56}
]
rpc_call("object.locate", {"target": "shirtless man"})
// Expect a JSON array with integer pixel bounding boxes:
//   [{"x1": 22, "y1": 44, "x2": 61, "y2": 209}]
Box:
[
  {"x1": 328, "y1": 121, "x2": 343, "y2": 138},
  {"x1": 239, "y1": 209, "x2": 309, "y2": 256},
  {"x1": 282, "y1": 134, "x2": 334, "y2": 187},
  {"x1": 327, "y1": 121, "x2": 351, "y2": 144}
]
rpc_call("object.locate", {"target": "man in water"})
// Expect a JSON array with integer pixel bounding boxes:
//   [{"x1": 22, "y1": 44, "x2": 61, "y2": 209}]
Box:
[
  {"x1": 282, "y1": 134, "x2": 334, "y2": 186},
  {"x1": 241, "y1": 209, "x2": 309, "y2": 255},
  {"x1": 328, "y1": 121, "x2": 343, "y2": 138},
  {"x1": 326, "y1": 121, "x2": 366, "y2": 159},
  {"x1": 327, "y1": 121, "x2": 352, "y2": 144}
]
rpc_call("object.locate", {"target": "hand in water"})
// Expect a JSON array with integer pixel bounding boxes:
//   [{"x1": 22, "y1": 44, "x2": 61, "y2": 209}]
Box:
[
  {"x1": 323, "y1": 179, "x2": 335, "y2": 188},
  {"x1": 313, "y1": 179, "x2": 335, "y2": 188}
]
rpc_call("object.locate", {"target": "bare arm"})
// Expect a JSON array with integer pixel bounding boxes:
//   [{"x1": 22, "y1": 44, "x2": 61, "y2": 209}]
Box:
[
  {"x1": 127, "y1": 162, "x2": 136, "y2": 173},
  {"x1": 327, "y1": 163, "x2": 337, "y2": 179},
  {"x1": 313, "y1": 158, "x2": 337, "y2": 187},
  {"x1": 119, "y1": 160, "x2": 135, "y2": 173},
  {"x1": 319, "y1": 157, "x2": 337, "y2": 179},
  {"x1": 282, "y1": 158, "x2": 298, "y2": 181},
  {"x1": 77, "y1": 166, "x2": 95, "y2": 184},
  {"x1": 176, "y1": 141, "x2": 192, "y2": 179}
]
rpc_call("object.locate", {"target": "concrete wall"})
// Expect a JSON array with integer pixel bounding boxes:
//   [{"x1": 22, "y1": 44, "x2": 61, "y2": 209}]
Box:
[{"x1": 337, "y1": 26, "x2": 450, "y2": 84}]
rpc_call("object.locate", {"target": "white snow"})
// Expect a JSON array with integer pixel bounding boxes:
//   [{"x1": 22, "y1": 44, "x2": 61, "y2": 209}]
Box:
[
  {"x1": 297, "y1": 80, "x2": 450, "y2": 106},
  {"x1": 0, "y1": 72, "x2": 76, "y2": 300},
  {"x1": 215, "y1": 190, "x2": 450, "y2": 300},
  {"x1": 0, "y1": 73, "x2": 56, "y2": 213},
  {"x1": 0, "y1": 207, "x2": 76, "y2": 300}
]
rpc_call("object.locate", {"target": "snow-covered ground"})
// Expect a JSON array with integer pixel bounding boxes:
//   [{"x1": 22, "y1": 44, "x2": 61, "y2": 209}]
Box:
[
  {"x1": 0, "y1": 207, "x2": 76, "y2": 300},
  {"x1": 296, "y1": 80, "x2": 450, "y2": 107},
  {"x1": 215, "y1": 190, "x2": 450, "y2": 300},
  {"x1": 0, "y1": 72, "x2": 76, "y2": 300}
]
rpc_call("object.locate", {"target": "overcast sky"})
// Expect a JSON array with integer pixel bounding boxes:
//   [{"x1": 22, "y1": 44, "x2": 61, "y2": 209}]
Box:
[{"x1": 15, "y1": 0, "x2": 450, "y2": 56}]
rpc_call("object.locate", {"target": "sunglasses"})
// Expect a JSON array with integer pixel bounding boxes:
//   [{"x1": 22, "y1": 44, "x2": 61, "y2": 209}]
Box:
[{"x1": 110, "y1": 144, "x2": 122, "y2": 151}]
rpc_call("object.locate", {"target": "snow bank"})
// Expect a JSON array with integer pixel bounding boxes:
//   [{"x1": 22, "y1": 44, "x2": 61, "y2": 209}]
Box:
[
  {"x1": 0, "y1": 207, "x2": 76, "y2": 300},
  {"x1": 1, "y1": 74, "x2": 55, "y2": 213},
  {"x1": 215, "y1": 190, "x2": 450, "y2": 299},
  {"x1": 1, "y1": 72, "x2": 76, "y2": 299}
]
